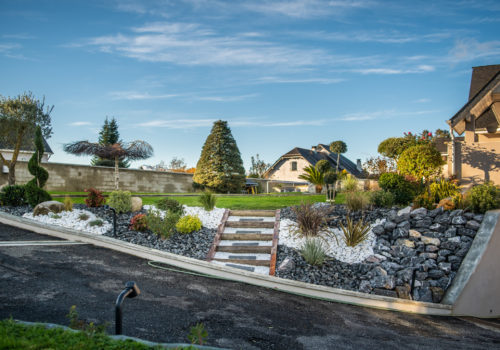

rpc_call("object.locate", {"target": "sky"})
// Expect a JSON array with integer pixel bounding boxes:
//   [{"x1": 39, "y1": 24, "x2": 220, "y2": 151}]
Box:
[{"x1": 1, "y1": 0, "x2": 499, "y2": 171}]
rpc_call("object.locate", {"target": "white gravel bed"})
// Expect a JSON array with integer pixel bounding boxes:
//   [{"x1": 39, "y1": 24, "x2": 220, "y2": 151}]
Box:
[
  {"x1": 279, "y1": 218, "x2": 385, "y2": 264},
  {"x1": 22, "y1": 209, "x2": 112, "y2": 235},
  {"x1": 144, "y1": 205, "x2": 225, "y2": 230}
]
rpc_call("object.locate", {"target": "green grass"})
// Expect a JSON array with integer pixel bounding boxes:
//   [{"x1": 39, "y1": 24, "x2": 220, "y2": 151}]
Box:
[
  {"x1": 50, "y1": 192, "x2": 346, "y2": 210},
  {"x1": 0, "y1": 319, "x2": 193, "y2": 350}
]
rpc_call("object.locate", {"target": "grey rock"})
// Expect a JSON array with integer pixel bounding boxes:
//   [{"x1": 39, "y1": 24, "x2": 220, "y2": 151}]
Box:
[
  {"x1": 434, "y1": 212, "x2": 450, "y2": 225},
  {"x1": 384, "y1": 221, "x2": 397, "y2": 231},
  {"x1": 444, "y1": 226, "x2": 457, "y2": 238},
  {"x1": 429, "y1": 223, "x2": 445, "y2": 232},
  {"x1": 359, "y1": 280, "x2": 372, "y2": 293},
  {"x1": 397, "y1": 220, "x2": 411, "y2": 230},
  {"x1": 458, "y1": 227, "x2": 477, "y2": 237},
  {"x1": 438, "y1": 262, "x2": 452, "y2": 273},
  {"x1": 430, "y1": 286, "x2": 445, "y2": 303},
  {"x1": 398, "y1": 206, "x2": 412, "y2": 216},
  {"x1": 278, "y1": 257, "x2": 295, "y2": 273},
  {"x1": 372, "y1": 288, "x2": 398, "y2": 298},
  {"x1": 473, "y1": 214, "x2": 484, "y2": 222},
  {"x1": 414, "y1": 288, "x2": 433, "y2": 302},
  {"x1": 438, "y1": 249, "x2": 452, "y2": 257},
  {"x1": 396, "y1": 268, "x2": 414, "y2": 283},
  {"x1": 422, "y1": 259, "x2": 438, "y2": 271},
  {"x1": 425, "y1": 245, "x2": 439, "y2": 253},
  {"x1": 448, "y1": 255, "x2": 461, "y2": 264},
  {"x1": 428, "y1": 269, "x2": 445, "y2": 279},
  {"x1": 415, "y1": 217, "x2": 433, "y2": 229},
  {"x1": 450, "y1": 209, "x2": 464, "y2": 218},
  {"x1": 372, "y1": 225, "x2": 385, "y2": 235},
  {"x1": 395, "y1": 239, "x2": 415, "y2": 249},
  {"x1": 411, "y1": 207, "x2": 428, "y2": 217},
  {"x1": 391, "y1": 227, "x2": 409, "y2": 240},
  {"x1": 394, "y1": 213, "x2": 410, "y2": 224},
  {"x1": 451, "y1": 216, "x2": 467, "y2": 225},
  {"x1": 415, "y1": 271, "x2": 428, "y2": 280},
  {"x1": 428, "y1": 206, "x2": 444, "y2": 218},
  {"x1": 33, "y1": 201, "x2": 65, "y2": 216}
]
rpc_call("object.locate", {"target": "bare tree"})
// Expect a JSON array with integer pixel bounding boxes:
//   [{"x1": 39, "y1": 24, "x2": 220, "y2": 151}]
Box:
[{"x1": 64, "y1": 140, "x2": 153, "y2": 190}]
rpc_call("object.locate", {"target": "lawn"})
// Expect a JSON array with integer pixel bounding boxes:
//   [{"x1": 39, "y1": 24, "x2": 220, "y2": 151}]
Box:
[{"x1": 49, "y1": 192, "x2": 346, "y2": 210}]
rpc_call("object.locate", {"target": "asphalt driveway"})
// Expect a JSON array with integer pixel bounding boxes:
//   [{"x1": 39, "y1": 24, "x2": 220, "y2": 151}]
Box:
[{"x1": 0, "y1": 223, "x2": 499, "y2": 349}]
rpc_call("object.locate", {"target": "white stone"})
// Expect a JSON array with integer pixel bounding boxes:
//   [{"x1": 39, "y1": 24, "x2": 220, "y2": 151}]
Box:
[
  {"x1": 397, "y1": 206, "x2": 412, "y2": 216},
  {"x1": 23, "y1": 209, "x2": 111, "y2": 235},
  {"x1": 144, "y1": 205, "x2": 225, "y2": 230},
  {"x1": 131, "y1": 197, "x2": 142, "y2": 212}
]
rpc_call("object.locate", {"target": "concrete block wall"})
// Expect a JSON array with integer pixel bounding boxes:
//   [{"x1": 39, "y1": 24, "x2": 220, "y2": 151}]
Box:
[{"x1": 0, "y1": 161, "x2": 194, "y2": 192}]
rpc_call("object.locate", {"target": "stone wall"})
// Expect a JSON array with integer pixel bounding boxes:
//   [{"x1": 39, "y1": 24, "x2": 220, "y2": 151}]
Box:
[{"x1": 0, "y1": 161, "x2": 193, "y2": 192}]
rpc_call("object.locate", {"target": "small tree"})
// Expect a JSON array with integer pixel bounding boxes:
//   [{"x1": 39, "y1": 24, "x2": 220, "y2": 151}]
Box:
[
  {"x1": 64, "y1": 140, "x2": 153, "y2": 190},
  {"x1": 193, "y1": 120, "x2": 245, "y2": 193},
  {"x1": 324, "y1": 171, "x2": 338, "y2": 202},
  {"x1": 329, "y1": 141, "x2": 347, "y2": 172},
  {"x1": 91, "y1": 117, "x2": 129, "y2": 168},
  {"x1": 248, "y1": 154, "x2": 270, "y2": 178},
  {"x1": 315, "y1": 159, "x2": 331, "y2": 174},
  {"x1": 0, "y1": 92, "x2": 53, "y2": 185},
  {"x1": 299, "y1": 165, "x2": 324, "y2": 193},
  {"x1": 25, "y1": 126, "x2": 51, "y2": 206},
  {"x1": 397, "y1": 143, "x2": 444, "y2": 183},
  {"x1": 169, "y1": 157, "x2": 187, "y2": 171}
]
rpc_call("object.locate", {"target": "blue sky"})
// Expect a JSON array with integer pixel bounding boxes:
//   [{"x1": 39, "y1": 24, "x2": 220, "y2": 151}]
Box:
[{"x1": 1, "y1": 0, "x2": 499, "y2": 171}]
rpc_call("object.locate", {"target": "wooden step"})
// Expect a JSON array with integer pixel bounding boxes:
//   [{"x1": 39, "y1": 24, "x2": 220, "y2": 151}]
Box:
[
  {"x1": 225, "y1": 221, "x2": 275, "y2": 228},
  {"x1": 221, "y1": 233, "x2": 273, "y2": 241},
  {"x1": 216, "y1": 245, "x2": 272, "y2": 253},
  {"x1": 230, "y1": 210, "x2": 276, "y2": 217},
  {"x1": 213, "y1": 258, "x2": 270, "y2": 266}
]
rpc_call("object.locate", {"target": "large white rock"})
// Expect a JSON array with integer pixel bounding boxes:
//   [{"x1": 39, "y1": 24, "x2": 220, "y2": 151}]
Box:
[
  {"x1": 33, "y1": 201, "x2": 65, "y2": 216},
  {"x1": 131, "y1": 197, "x2": 143, "y2": 212}
]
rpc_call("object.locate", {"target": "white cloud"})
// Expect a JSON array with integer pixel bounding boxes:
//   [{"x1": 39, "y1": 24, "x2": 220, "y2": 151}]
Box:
[
  {"x1": 257, "y1": 76, "x2": 344, "y2": 84},
  {"x1": 339, "y1": 109, "x2": 440, "y2": 121},
  {"x1": 137, "y1": 117, "x2": 326, "y2": 129},
  {"x1": 69, "y1": 121, "x2": 92, "y2": 126},
  {"x1": 110, "y1": 91, "x2": 179, "y2": 100},
  {"x1": 137, "y1": 119, "x2": 216, "y2": 128},
  {"x1": 448, "y1": 38, "x2": 500, "y2": 63},
  {"x1": 295, "y1": 30, "x2": 454, "y2": 44},
  {"x1": 355, "y1": 65, "x2": 435, "y2": 75},
  {"x1": 414, "y1": 98, "x2": 430, "y2": 103},
  {"x1": 195, "y1": 94, "x2": 258, "y2": 102}
]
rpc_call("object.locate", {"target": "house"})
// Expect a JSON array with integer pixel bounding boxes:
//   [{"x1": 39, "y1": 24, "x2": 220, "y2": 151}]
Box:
[
  {"x1": 0, "y1": 135, "x2": 53, "y2": 173},
  {"x1": 447, "y1": 64, "x2": 500, "y2": 186},
  {"x1": 264, "y1": 144, "x2": 363, "y2": 191}
]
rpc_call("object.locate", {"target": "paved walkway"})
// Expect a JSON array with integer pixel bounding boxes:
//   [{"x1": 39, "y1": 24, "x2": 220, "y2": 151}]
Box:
[{"x1": 0, "y1": 223, "x2": 499, "y2": 349}]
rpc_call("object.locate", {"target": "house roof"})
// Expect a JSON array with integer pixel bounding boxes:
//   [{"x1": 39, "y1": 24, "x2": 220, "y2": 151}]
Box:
[
  {"x1": 0, "y1": 134, "x2": 53, "y2": 155},
  {"x1": 448, "y1": 65, "x2": 500, "y2": 134},
  {"x1": 265, "y1": 144, "x2": 363, "y2": 178}
]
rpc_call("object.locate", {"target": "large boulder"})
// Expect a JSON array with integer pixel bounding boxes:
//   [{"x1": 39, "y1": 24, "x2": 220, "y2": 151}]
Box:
[
  {"x1": 131, "y1": 197, "x2": 143, "y2": 212},
  {"x1": 33, "y1": 201, "x2": 65, "y2": 216}
]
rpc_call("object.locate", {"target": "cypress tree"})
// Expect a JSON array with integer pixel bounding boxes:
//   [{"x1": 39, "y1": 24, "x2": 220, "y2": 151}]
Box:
[
  {"x1": 91, "y1": 117, "x2": 130, "y2": 168},
  {"x1": 193, "y1": 120, "x2": 245, "y2": 193},
  {"x1": 25, "y1": 126, "x2": 51, "y2": 206}
]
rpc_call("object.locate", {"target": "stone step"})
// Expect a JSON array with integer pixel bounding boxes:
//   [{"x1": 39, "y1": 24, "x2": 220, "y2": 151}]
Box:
[
  {"x1": 225, "y1": 220, "x2": 275, "y2": 229},
  {"x1": 213, "y1": 252, "x2": 271, "y2": 266},
  {"x1": 230, "y1": 210, "x2": 276, "y2": 217},
  {"x1": 221, "y1": 233, "x2": 273, "y2": 241},
  {"x1": 217, "y1": 240, "x2": 272, "y2": 253},
  {"x1": 227, "y1": 216, "x2": 275, "y2": 222},
  {"x1": 212, "y1": 261, "x2": 270, "y2": 275},
  {"x1": 223, "y1": 227, "x2": 274, "y2": 234}
]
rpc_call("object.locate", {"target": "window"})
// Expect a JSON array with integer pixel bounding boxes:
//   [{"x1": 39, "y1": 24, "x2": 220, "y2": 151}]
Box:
[{"x1": 291, "y1": 161, "x2": 297, "y2": 171}]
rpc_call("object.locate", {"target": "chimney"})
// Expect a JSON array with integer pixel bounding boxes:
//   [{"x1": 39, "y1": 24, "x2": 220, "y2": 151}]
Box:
[
  {"x1": 356, "y1": 159, "x2": 363, "y2": 172},
  {"x1": 311, "y1": 146, "x2": 317, "y2": 152}
]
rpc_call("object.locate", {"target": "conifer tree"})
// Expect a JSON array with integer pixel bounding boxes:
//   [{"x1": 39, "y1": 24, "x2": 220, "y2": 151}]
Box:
[
  {"x1": 91, "y1": 117, "x2": 130, "y2": 168},
  {"x1": 25, "y1": 126, "x2": 51, "y2": 206},
  {"x1": 193, "y1": 120, "x2": 245, "y2": 193}
]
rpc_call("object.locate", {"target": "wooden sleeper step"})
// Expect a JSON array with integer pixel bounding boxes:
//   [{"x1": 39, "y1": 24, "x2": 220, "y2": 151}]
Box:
[
  {"x1": 230, "y1": 210, "x2": 276, "y2": 217},
  {"x1": 225, "y1": 221, "x2": 275, "y2": 229}
]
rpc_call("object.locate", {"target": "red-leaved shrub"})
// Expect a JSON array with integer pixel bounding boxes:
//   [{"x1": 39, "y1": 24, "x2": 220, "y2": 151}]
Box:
[
  {"x1": 84, "y1": 188, "x2": 105, "y2": 207},
  {"x1": 130, "y1": 213, "x2": 148, "y2": 231}
]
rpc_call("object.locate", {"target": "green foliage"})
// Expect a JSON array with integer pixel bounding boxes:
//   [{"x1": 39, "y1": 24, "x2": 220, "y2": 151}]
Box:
[
  {"x1": 298, "y1": 165, "x2": 324, "y2": 193},
  {"x1": 345, "y1": 191, "x2": 369, "y2": 212},
  {"x1": 300, "y1": 238, "x2": 327, "y2": 266},
  {"x1": 188, "y1": 323, "x2": 208, "y2": 345},
  {"x1": 452, "y1": 192, "x2": 472, "y2": 210},
  {"x1": 0, "y1": 185, "x2": 26, "y2": 206},
  {"x1": 363, "y1": 156, "x2": 397, "y2": 179},
  {"x1": 369, "y1": 190, "x2": 395, "y2": 208},
  {"x1": 198, "y1": 191, "x2": 217, "y2": 211},
  {"x1": 67, "y1": 305, "x2": 108, "y2": 337},
  {"x1": 193, "y1": 120, "x2": 246, "y2": 193},
  {"x1": 129, "y1": 213, "x2": 148, "y2": 231},
  {"x1": 342, "y1": 174, "x2": 358, "y2": 193},
  {"x1": 79, "y1": 213, "x2": 90, "y2": 221},
  {"x1": 377, "y1": 136, "x2": 417, "y2": 160},
  {"x1": 24, "y1": 183, "x2": 52, "y2": 207},
  {"x1": 91, "y1": 117, "x2": 130, "y2": 168},
  {"x1": 64, "y1": 196, "x2": 73, "y2": 211},
  {"x1": 176, "y1": 215, "x2": 202, "y2": 234},
  {"x1": 156, "y1": 197, "x2": 184, "y2": 215},
  {"x1": 248, "y1": 154, "x2": 270, "y2": 178},
  {"x1": 291, "y1": 202, "x2": 329, "y2": 237},
  {"x1": 429, "y1": 178, "x2": 460, "y2": 202},
  {"x1": 413, "y1": 192, "x2": 435, "y2": 210},
  {"x1": 108, "y1": 190, "x2": 132, "y2": 213},
  {"x1": 378, "y1": 172, "x2": 415, "y2": 205},
  {"x1": 0, "y1": 91, "x2": 53, "y2": 185},
  {"x1": 339, "y1": 216, "x2": 371, "y2": 247},
  {"x1": 84, "y1": 188, "x2": 106, "y2": 207},
  {"x1": 146, "y1": 209, "x2": 181, "y2": 239},
  {"x1": 397, "y1": 143, "x2": 444, "y2": 181},
  {"x1": 323, "y1": 171, "x2": 338, "y2": 185},
  {"x1": 469, "y1": 182, "x2": 500, "y2": 214},
  {"x1": 24, "y1": 125, "x2": 51, "y2": 207},
  {"x1": 88, "y1": 219, "x2": 104, "y2": 227},
  {"x1": 50, "y1": 213, "x2": 62, "y2": 219},
  {"x1": 329, "y1": 140, "x2": 347, "y2": 171},
  {"x1": 315, "y1": 159, "x2": 331, "y2": 174}
]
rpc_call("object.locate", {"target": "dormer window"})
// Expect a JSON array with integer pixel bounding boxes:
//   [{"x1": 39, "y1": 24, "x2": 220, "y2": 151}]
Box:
[{"x1": 291, "y1": 161, "x2": 297, "y2": 171}]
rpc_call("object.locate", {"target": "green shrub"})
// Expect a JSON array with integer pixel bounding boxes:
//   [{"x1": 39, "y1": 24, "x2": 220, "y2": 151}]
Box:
[
  {"x1": 146, "y1": 209, "x2": 181, "y2": 239},
  {"x1": 342, "y1": 175, "x2": 358, "y2": 193},
  {"x1": 0, "y1": 185, "x2": 26, "y2": 206},
  {"x1": 369, "y1": 190, "x2": 395, "y2": 208},
  {"x1": 291, "y1": 202, "x2": 329, "y2": 237},
  {"x1": 378, "y1": 172, "x2": 415, "y2": 205},
  {"x1": 300, "y1": 238, "x2": 327, "y2": 266},
  {"x1": 188, "y1": 322, "x2": 208, "y2": 346},
  {"x1": 413, "y1": 192, "x2": 435, "y2": 210},
  {"x1": 156, "y1": 197, "x2": 184, "y2": 215},
  {"x1": 470, "y1": 182, "x2": 500, "y2": 214},
  {"x1": 339, "y1": 216, "x2": 371, "y2": 247},
  {"x1": 129, "y1": 213, "x2": 148, "y2": 231},
  {"x1": 84, "y1": 188, "x2": 105, "y2": 207},
  {"x1": 108, "y1": 190, "x2": 132, "y2": 214},
  {"x1": 24, "y1": 183, "x2": 52, "y2": 207},
  {"x1": 452, "y1": 192, "x2": 471, "y2": 210},
  {"x1": 63, "y1": 196, "x2": 73, "y2": 212},
  {"x1": 78, "y1": 213, "x2": 89, "y2": 221},
  {"x1": 198, "y1": 191, "x2": 217, "y2": 211},
  {"x1": 176, "y1": 215, "x2": 202, "y2": 234},
  {"x1": 345, "y1": 191, "x2": 369, "y2": 212},
  {"x1": 429, "y1": 178, "x2": 460, "y2": 202},
  {"x1": 88, "y1": 219, "x2": 103, "y2": 227},
  {"x1": 50, "y1": 214, "x2": 62, "y2": 219},
  {"x1": 397, "y1": 143, "x2": 444, "y2": 181}
]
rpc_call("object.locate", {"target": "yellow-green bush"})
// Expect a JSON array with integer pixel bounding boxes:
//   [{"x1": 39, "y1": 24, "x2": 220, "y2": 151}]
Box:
[
  {"x1": 176, "y1": 215, "x2": 202, "y2": 234},
  {"x1": 108, "y1": 190, "x2": 132, "y2": 213}
]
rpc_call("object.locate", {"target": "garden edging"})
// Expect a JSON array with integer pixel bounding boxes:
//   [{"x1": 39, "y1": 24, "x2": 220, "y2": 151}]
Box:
[{"x1": 0, "y1": 211, "x2": 462, "y2": 316}]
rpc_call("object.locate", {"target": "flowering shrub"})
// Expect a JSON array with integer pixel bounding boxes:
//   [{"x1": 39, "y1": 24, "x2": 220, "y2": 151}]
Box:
[
  {"x1": 84, "y1": 188, "x2": 105, "y2": 207},
  {"x1": 175, "y1": 215, "x2": 202, "y2": 234},
  {"x1": 130, "y1": 213, "x2": 148, "y2": 231}
]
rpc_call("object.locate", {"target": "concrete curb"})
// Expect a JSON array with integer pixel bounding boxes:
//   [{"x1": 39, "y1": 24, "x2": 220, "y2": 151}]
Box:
[{"x1": 0, "y1": 211, "x2": 452, "y2": 316}]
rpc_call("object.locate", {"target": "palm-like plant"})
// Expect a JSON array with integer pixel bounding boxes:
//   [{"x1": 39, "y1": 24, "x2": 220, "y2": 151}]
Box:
[
  {"x1": 299, "y1": 165, "x2": 324, "y2": 193},
  {"x1": 329, "y1": 141, "x2": 347, "y2": 172},
  {"x1": 64, "y1": 140, "x2": 153, "y2": 190}
]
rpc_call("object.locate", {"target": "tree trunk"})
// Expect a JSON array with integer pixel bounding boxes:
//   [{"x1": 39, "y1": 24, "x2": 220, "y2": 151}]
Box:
[
  {"x1": 114, "y1": 156, "x2": 119, "y2": 190},
  {"x1": 8, "y1": 164, "x2": 16, "y2": 185}
]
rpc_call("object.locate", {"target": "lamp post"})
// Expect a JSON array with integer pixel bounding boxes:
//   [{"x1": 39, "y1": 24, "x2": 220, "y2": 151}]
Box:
[
  {"x1": 104, "y1": 205, "x2": 117, "y2": 237},
  {"x1": 115, "y1": 281, "x2": 140, "y2": 335}
]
